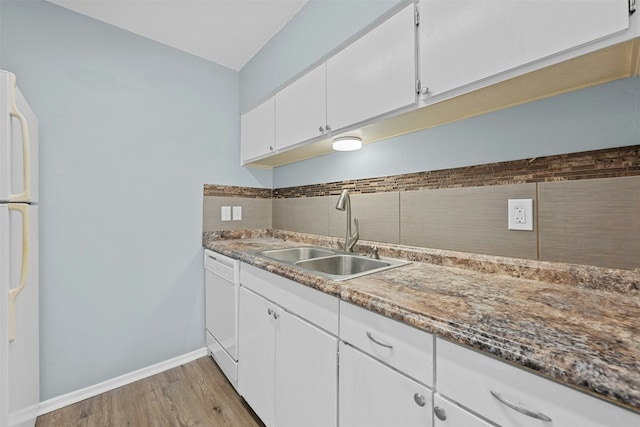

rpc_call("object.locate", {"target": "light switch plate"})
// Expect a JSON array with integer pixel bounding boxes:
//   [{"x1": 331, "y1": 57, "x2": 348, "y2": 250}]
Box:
[
  {"x1": 232, "y1": 206, "x2": 242, "y2": 221},
  {"x1": 508, "y1": 199, "x2": 534, "y2": 231},
  {"x1": 221, "y1": 206, "x2": 231, "y2": 221}
]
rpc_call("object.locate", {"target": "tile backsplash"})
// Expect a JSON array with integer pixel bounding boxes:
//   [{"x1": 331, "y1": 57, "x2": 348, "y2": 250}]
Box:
[{"x1": 203, "y1": 145, "x2": 640, "y2": 270}]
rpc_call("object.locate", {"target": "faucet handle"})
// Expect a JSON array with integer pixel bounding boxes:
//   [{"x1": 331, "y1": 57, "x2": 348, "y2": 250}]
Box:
[{"x1": 371, "y1": 246, "x2": 380, "y2": 259}]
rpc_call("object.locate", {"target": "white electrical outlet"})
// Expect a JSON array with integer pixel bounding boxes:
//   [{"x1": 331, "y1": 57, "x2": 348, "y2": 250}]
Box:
[
  {"x1": 232, "y1": 206, "x2": 242, "y2": 221},
  {"x1": 221, "y1": 206, "x2": 231, "y2": 221},
  {"x1": 508, "y1": 199, "x2": 534, "y2": 231}
]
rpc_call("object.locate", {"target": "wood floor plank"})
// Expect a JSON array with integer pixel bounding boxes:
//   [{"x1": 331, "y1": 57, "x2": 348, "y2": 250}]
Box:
[{"x1": 36, "y1": 357, "x2": 264, "y2": 427}]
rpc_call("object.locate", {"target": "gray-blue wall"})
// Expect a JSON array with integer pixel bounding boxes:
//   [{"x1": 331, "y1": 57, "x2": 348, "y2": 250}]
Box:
[{"x1": 1, "y1": 0, "x2": 270, "y2": 400}]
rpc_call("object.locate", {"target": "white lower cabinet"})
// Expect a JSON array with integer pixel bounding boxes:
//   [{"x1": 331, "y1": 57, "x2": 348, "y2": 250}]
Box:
[
  {"x1": 275, "y1": 306, "x2": 337, "y2": 427},
  {"x1": 238, "y1": 264, "x2": 338, "y2": 427},
  {"x1": 339, "y1": 301, "x2": 434, "y2": 427},
  {"x1": 234, "y1": 261, "x2": 639, "y2": 427},
  {"x1": 339, "y1": 342, "x2": 433, "y2": 427},
  {"x1": 238, "y1": 287, "x2": 275, "y2": 426},
  {"x1": 436, "y1": 338, "x2": 640, "y2": 427}
]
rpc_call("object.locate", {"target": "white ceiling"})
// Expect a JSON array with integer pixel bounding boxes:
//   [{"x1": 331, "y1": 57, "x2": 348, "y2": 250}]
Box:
[{"x1": 47, "y1": 0, "x2": 309, "y2": 71}]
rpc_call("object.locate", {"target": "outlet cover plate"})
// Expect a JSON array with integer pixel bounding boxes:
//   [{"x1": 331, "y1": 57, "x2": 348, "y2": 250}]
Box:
[
  {"x1": 232, "y1": 206, "x2": 242, "y2": 221},
  {"x1": 508, "y1": 199, "x2": 534, "y2": 231},
  {"x1": 221, "y1": 206, "x2": 231, "y2": 221}
]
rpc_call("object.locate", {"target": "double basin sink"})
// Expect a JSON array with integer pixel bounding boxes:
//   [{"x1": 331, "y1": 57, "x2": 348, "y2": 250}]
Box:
[{"x1": 259, "y1": 246, "x2": 410, "y2": 281}]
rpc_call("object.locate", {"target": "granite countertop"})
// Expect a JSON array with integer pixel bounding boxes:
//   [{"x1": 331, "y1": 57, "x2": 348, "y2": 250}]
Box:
[{"x1": 202, "y1": 231, "x2": 640, "y2": 413}]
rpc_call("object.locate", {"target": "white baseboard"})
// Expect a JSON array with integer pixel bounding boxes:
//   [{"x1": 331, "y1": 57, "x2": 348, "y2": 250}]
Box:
[{"x1": 38, "y1": 347, "x2": 209, "y2": 416}]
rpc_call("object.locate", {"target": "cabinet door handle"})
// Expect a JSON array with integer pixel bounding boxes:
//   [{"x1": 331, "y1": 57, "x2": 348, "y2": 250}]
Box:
[
  {"x1": 413, "y1": 393, "x2": 426, "y2": 407},
  {"x1": 490, "y1": 390, "x2": 552, "y2": 422},
  {"x1": 267, "y1": 308, "x2": 274, "y2": 316},
  {"x1": 366, "y1": 332, "x2": 393, "y2": 349},
  {"x1": 325, "y1": 124, "x2": 331, "y2": 132},
  {"x1": 319, "y1": 126, "x2": 325, "y2": 133},
  {"x1": 434, "y1": 406, "x2": 447, "y2": 421}
]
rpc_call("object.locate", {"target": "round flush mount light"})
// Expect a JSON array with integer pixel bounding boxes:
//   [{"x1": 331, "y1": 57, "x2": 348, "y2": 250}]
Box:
[{"x1": 332, "y1": 136, "x2": 362, "y2": 151}]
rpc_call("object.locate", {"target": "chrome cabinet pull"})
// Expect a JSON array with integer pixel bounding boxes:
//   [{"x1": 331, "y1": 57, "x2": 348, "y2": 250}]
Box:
[
  {"x1": 267, "y1": 308, "x2": 274, "y2": 316},
  {"x1": 413, "y1": 393, "x2": 426, "y2": 407},
  {"x1": 319, "y1": 126, "x2": 325, "y2": 133},
  {"x1": 434, "y1": 406, "x2": 447, "y2": 421},
  {"x1": 366, "y1": 332, "x2": 393, "y2": 349},
  {"x1": 490, "y1": 390, "x2": 552, "y2": 422}
]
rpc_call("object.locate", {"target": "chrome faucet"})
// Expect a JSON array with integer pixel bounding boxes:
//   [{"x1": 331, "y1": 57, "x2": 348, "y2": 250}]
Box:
[{"x1": 335, "y1": 189, "x2": 359, "y2": 252}]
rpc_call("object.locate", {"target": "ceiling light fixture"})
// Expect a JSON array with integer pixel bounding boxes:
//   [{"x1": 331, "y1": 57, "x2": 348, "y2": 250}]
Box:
[{"x1": 332, "y1": 136, "x2": 362, "y2": 152}]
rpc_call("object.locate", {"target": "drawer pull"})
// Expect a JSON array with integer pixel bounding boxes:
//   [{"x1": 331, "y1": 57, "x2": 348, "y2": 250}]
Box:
[
  {"x1": 490, "y1": 390, "x2": 552, "y2": 422},
  {"x1": 366, "y1": 332, "x2": 393, "y2": 349}
]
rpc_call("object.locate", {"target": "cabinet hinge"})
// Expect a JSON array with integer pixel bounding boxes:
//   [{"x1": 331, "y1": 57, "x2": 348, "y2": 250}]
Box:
[
  {"x1": 415, "y1": 8, "x2": 420, "y2": 26},
  {"x1": 416, "y1": 80, "x2": 429, "y2": 95},
  {"x1": 630, "y1": 0, "x2": 637, "y2": 14}
]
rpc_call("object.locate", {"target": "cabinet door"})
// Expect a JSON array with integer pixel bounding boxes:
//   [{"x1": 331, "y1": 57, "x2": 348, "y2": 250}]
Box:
[
  {"x1": 240, "y1": 96, "x2": 276, "y2": 163},
  {"x1": 339, "y1": 342, "x2": 432, "y2": 427},
  {"x1": 238, "y1": 287, "x2": 276, "y2": 427},
  {"x1": 275, "y1": 64, "x2": 327, "y2": 150},
  {"x1": 327, "y1": 4, "x2": 417, "y2": 131},
  {"x1": 275, "y1": 309, "x2": 338, "y2": 427},
  {"x1": 419, "y1": 0, "x2": 630, "y2": 98}
]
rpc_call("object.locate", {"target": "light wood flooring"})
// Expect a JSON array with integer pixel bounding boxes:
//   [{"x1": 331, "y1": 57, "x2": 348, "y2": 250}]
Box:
[{"x1": 36, "y1": 356, "x2": 265, "y2": 427}]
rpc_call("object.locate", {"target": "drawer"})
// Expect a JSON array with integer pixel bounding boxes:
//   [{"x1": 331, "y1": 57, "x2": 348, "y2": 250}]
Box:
[
  {"x1": 339, "y1": 301, "x2": 433, "y2": 386},
  {"x1": 433, "y1": 393, "x2": 493, "y2": 427},
  {"x1": 240, "y1": 262, "x2": 339, "y2": 335},
  {"x1": 436, "y1": 338, "x2": 640, "y2": 427}
]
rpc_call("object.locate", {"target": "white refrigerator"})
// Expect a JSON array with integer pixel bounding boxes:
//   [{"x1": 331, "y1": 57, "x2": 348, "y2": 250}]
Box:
[{"x1": 0, "y1": 70, "x2": 39, "y2": 427}]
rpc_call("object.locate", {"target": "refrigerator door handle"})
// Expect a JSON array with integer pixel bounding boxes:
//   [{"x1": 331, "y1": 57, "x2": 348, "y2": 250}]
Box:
[
  {"x1": 7, "y1": 73, "x2": 31, "y2": 203},
  {"x1": 8, "y1": 203, "x2": 29, "y2": 342}
]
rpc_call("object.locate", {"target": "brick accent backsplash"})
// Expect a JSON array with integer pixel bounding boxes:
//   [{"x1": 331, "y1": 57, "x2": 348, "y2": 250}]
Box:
[{"x1": 203, "y1": 184, "x2": 272, "y2": 198}]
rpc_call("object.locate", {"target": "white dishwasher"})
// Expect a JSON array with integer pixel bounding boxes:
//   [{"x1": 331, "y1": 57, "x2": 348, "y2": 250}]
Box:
[{"x1": 204, "y1": 249, "x2": 240, "y2": 389}]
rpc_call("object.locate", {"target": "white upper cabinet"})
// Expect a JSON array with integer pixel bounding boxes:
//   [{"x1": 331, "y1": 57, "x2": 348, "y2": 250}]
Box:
[
  {"x1": 275, "y1": 63, "x2": 327, "y2": 150},
  {"x1": 327, "y1": 3, "x2": 417, "y2": 131},
  {"x1": 240, "y1": 96, "x2": 275, "y2": 164},
  {"x1": 419, "y1": 0, "x2": 630, "y2": 98}
]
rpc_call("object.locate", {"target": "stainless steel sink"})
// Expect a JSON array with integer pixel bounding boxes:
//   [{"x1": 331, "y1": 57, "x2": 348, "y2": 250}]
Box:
[
  {"x1": 258, "y1": 247, "x2": 409, "y2": 281},
  {"x1": 260, "y1": 247, "x2": 337, "y2": 263},
  {"x1": 296, "y1": 255, "x2": 389, "y2": 275}
]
